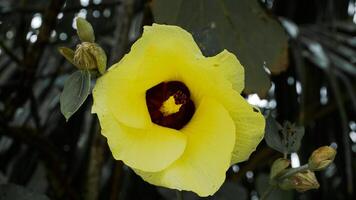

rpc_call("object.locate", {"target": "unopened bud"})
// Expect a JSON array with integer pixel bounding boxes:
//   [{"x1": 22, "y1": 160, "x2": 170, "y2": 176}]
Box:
[
  {"x1": 76, "y1": 17, "x2": 95, "y2": 43},
  {"x1": 279, "y1": 170, "x2": 319, "y2": 192},
  {"x1": 58, "y1": 47, "x2": 75, "y2": 65},
  {"x1": 270, "y1": 158, "x2": 290, "y2": 180},
  {"x1": 73, "y1": 42, "x2": 107, "y2": 73},
  {"x1": 308, "y1": 146, "x2": 336, "y2": 171}
]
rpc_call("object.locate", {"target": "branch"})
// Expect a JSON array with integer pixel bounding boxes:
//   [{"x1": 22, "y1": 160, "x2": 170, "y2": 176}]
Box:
[
  {"x1": 3, "y1": 0, "x2": 66, "y2": 122},
  {"x1": 0, "y1": 1, "x2": 122, "y2": 16},
  {"x1": 0, "y1": 40, "x2": 21, "y2": 65},
  {"x1": 0, "y1": 125, "x2": 79, "y2": 199},
  {"x1": 327, "y1": 66, "x2": 354, "y2": 198}
]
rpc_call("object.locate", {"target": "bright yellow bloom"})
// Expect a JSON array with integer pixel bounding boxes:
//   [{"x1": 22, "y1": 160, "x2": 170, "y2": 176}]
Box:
[{"x1": 92, "y1": 24, "x2": 265, "y2": 196}]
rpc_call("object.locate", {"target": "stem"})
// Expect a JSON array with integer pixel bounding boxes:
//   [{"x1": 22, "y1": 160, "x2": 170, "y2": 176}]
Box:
[
  {"x1": 283, "y1": 152, "x2": 287, "y2": 159},
  {"x1": 278, "y1": 164, "x2": 309, "y2": 180},
  {"x1": 327, "y1": 66, "x2": 354, "y2": 198},
  {"x1": 261, "y1": 164, "x2": 309, "y2": 200},
  {"x1": 260, "y1": 185, "x2": 275, "y2": 200},
  {"x1": 176, "y1": 190, "x2": 184, "y2": 200}
]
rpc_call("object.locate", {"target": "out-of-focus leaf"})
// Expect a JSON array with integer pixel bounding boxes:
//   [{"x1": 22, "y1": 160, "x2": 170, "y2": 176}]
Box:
[
  {"x1": 256, "y1": 174, "x2": 293, "y2": 200},
  {"x1": 280, "y1": 18, "x2": 299, "y2": 39},
  {"x1": 60, "y1": 70, "x2": 91, "y2": 121},
  {"x1": 0, "y1": 184, "x2": 50, "y2": 200},
  {"x1": 76, "y1": 17, "x2": 95, "y2": 43},
  {"x1": 301, "y1": 40, "x2": 329, "y2": 69},
  {"x1": 152, "y1": 0, "x2": 289, "y2": 96},
  {"x1": 193, "y1": 28, "x2": 222, "y2": 57},
  {"x1": 329, "y1": 53, "x2": 356, "y2": 76}
]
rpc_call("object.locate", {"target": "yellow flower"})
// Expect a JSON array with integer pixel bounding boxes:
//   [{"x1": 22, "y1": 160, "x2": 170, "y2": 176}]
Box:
[{"x1": 92, "y1": 24, "x2": 265, "y2": 196}]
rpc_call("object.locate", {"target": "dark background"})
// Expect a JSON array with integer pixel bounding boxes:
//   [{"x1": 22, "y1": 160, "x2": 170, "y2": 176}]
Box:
[{"x1": 0, "y1": 0, "x2": 355, "y2": 200}]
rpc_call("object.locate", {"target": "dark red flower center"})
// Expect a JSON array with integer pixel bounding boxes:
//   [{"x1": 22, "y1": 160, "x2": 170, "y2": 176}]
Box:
[{"x1": 145, "y1": 81, "x2": 195, "y2": 130}]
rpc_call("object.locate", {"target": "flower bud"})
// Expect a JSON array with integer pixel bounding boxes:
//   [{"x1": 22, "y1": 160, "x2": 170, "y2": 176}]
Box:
[
  {"x1": 73, "y1": 42, "x2": 107, "y2": 73},
  {"x1": 270, "y1": 158, "x2": 290, "y2": 180},
  {"x1": 279, "y1": 170, "x2": 319, "y2": 192},
  {"x1": 308, "y1": 146, "x2": 336, "y2": 171},
  {"x1": 58, "y1": 47, "x2": 75, "y2": 65},
  {"x1": 76, "y1": 17, "x2": 95, "y2": 43}
]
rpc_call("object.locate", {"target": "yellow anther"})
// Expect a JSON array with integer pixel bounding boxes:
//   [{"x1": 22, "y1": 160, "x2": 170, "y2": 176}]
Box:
[{"x1": 159, "y1": 96, "x2": 182, "y2": 116}]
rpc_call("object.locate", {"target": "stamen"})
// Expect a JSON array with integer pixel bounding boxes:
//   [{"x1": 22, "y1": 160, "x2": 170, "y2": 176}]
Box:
[
  {"x1": 160, "y1": 96, "x2": 183, "y2": 116},
  {"x1": 145, "y1": 81, "x2": 195, "y2": 130}
]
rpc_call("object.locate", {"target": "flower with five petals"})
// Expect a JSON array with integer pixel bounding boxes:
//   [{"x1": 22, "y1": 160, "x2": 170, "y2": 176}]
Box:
[{"x1": 92, "y1": 24, "x2": 265, "y2": 196}]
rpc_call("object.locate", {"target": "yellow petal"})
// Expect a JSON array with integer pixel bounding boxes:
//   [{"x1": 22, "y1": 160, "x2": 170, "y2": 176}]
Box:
[
  {"x1": 143, "y1": 23, "x2": 202, "y2": 58},
  {"x1": 92, "y1": 71, "x2": 152, "y2": 128},
  {"x1": 92, "y1": 24, "x2": 203, "y2": 128},
  {"x1": 204, "y1": 50, "x2": 245, "y2": 93},
  {"x1": 176, "y1": 58, "x2": 263, "y2": 164},
  {"x1": 227, "y1": 94, "x2": 266, "y2": 164},
  {"x1": 96, "y1": 110, "x2": 187, "y2": 172},
  {"x1": 135, "y1": 98, "x2": 235, "y2": 197}
]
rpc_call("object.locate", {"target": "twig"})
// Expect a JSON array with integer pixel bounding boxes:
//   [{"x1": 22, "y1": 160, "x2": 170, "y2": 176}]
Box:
[
  {"x1": 0, "y1": 40, "x2": 21, "y2": 65},
  {"x1": 277, "y1": 164, "x2": 309, "y2": 180},
  {"x1": 109, "y1": 161, "x2": 124, "y2": 200},
  {"x1": 0, "y1": 125, "x2": 78, "y2": 199},
  {"x1": 85, "y1": 122, "x2": 106, "y2": 200},
  {"x1": 260, "y1": 185, "x2": 275, "y2": 200},
  {"x1": 0, "y1": 1, "x2": 122, "y2": 16},
  {"x1": 327, "y1": 66, "x2": 354, "y2": 198},
  {"x1": 176, "y1": 190, "x2": 184, "y2": 200},
  {"x1": 334, "y1": 70, "x2": 356, "y2": 112},
  {"x1": 109, "y1": 0, "x2": 135, "y2": 64},
  {"x1": 232, "y1": 147, "x2": 277, "y2": 181},
  {"x1": 260, "y1": 164, "x2": 309, "y2": 200},
  {"x1": 3, "y1": 0, "x2": 66, "y2": 122},
  {"x1": 28, "y1": 90, "x2": 41, "y2": 130}
]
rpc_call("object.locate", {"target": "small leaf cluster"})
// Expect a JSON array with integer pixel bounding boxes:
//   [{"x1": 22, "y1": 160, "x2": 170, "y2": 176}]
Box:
[
  {"x1": 268, "y1": 146, "x2": 336, "y2": 194},
  {"x1": 58, "y1": 18, "x2": 107, "y2": 121},
  {"x1": 263, "y1": 114, "x2": 336, "y2": 197},
  {"x1": 264, "y1": 114, "x2": 304, "y2": 155}
]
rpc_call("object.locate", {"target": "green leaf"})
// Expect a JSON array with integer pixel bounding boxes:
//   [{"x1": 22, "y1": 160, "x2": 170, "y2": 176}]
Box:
[
  {"x1": 265, "y1": 114, "x2": 305, "y2": 154},
  {"x1": 58, "y1": 47, "x2": 76, "y2": 66},
  {"x1": 60, "y1": 70, "x2": 91, "y2": 121},
  {"x1": 152, "y1": 0, "x2": 288, "y2": 96},
  {"x1": 264, "y1": 114, "x2": 286, "y2": 154},
  {"x1": 76, "y1": 17, "x2": 95, "y2": 43}
]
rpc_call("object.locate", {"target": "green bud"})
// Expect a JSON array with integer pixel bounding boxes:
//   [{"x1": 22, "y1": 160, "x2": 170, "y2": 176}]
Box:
[
  {"x1": 76, "y1": 17, "x2": 95, "y2": 43},
  {"x1": 308, "y1": 146, "x2": 336, "y2": 171},
  {"x1": 73, "y1": 42, "x2": 107, "y2": 73},
  {"x1": 279, "y1": 170, "x2": 319, "y2": 192},
  {"x1": 90, "y1": 43, "x2": 107, "y2": 74},
  {"x1": 270, "y1": 158, "x2": 290, "y2": 180},
  {"x1": 58, "y1": 47, "x2": 75, "y2": 66}
]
